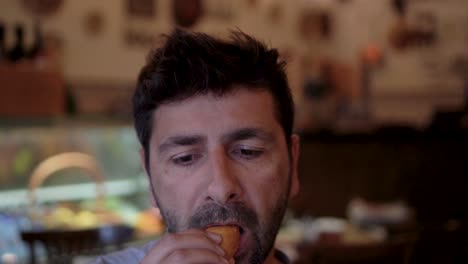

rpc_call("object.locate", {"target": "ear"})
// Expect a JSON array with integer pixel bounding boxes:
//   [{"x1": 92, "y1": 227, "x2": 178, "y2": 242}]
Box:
[
  {"x1": 289, "y1": 134, "x2": 300, "y2": 199},
  {"x1": 140, "y1": 148, "x2": 159, "y2": 208}
]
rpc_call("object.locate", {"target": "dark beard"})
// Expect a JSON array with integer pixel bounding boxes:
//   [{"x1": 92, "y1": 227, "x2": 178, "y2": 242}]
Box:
[
  {"x1": 155, "y1": 170, "x2": 292, "y2": 264},
  {"x1": 158, "y1": 191, "x2": 289, "y2": 264},
  {"x1": 189, "y1": 202, "x2": 262, "y2": 263},
  {"x1": 246, "y1": 191, "x2": 289, "y2": 264}
]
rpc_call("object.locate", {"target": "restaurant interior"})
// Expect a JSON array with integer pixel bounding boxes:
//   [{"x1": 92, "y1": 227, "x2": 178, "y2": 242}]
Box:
[{"x1": 0, "y1": 0, "x2": 467, "y2": 263}]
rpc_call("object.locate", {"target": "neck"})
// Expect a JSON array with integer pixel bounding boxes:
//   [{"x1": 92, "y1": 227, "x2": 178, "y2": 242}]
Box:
[{"x1": 263, "y1": 248, "x2": 280, "y2": 264}]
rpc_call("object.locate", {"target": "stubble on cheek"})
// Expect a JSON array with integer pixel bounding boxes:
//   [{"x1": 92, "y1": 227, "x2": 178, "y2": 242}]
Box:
[
  {"x1": 159, "y1": 208, "x2": 183, "y2": 233},
  {"x1": 151, "y1": 168, "x2": 202, "y2": 233}
]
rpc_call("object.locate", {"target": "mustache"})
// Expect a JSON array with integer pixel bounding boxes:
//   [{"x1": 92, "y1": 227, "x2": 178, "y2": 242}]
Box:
[{"x1": 189, "y1": 202, "x2": 258, "y2": 231}]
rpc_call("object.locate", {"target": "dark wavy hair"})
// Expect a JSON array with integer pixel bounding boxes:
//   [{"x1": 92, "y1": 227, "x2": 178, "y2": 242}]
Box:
[{"x1": 133, "y1": 29, "x2": 294, "y2": 167}]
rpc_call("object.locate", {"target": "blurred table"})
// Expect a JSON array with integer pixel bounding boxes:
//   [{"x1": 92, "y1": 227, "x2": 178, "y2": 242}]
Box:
[{"x1": 294, "y1": 234, "x2": 417, "y2": 264}]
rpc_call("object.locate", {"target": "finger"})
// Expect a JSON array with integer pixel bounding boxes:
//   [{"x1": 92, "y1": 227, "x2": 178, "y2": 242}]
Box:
[
  {"x1": 163, "y1": 248, "x2": 229, "y2": 264},
  {"x1": 161, "y1": 232, "x2": 225, "y2": 254},
  {"x1": 141, "y1": 231, "x2": 225, "y2": 263},
  {"x1": 183, "y1": 228, "x2": 223, "y2": 243}
]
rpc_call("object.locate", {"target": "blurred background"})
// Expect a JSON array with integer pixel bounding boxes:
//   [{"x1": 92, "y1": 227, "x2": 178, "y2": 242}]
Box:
[{"x1": 0, "y1": 0, "x2": 466, "y2": 263}]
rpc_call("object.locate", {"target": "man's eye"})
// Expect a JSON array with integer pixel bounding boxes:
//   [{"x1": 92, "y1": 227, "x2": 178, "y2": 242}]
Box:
[
  {"x1": 232, "y1": 148, "x2": 263, "y2": 159},
  {"x1": 172, "y1": 154, "x2": 201, "y2": 166}
]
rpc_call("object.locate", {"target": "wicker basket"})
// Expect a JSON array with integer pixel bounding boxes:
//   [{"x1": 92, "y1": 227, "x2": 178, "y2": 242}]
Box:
[
  {"x1": 22, "y1": 152, "x2": 133, "y2": 263},
  {"x1": 27, "y1": 152, "x2": 108, "y2": 225}
]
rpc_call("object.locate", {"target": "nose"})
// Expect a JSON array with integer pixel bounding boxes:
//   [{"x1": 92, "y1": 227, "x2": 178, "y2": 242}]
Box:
[{"x1": 205, "y1": 150, "x2": 243, "y2": 204}]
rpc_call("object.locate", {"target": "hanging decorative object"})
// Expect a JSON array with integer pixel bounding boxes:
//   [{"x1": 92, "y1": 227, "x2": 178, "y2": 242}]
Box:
[
  {"x1": 173, "y1": 0, "x2": 203, "y2": 28},
  {"x1": 247, "y1": 0, "x2": 257, "y2": 8},
  {"x1": 22, "y1": 0, "x2": 64, "y2": 16},
  {"x1": 391, "y1": 0, "x2": 407, "y2": 17},
  {"x1": 205, "y1": 0, "x2": 234, "y2": 22},
  {"x1": 123, "y1": 28, "x2": 156, "y2": 48},
  {"x1": 298, "y1": 10, "x2": 332, "y2": 41},
  {"x1": 83, "y1": 11, "x2": 105, "y2": 37},
  {"x1": 267, "y1": 3, "x2": 283, "y2": 25},
  {"x1": 126, "y1": 0, "x2": 156, "y2": 18},
  {"x1": 388, "y1": 10, "x2": 437, "y2": 50}
]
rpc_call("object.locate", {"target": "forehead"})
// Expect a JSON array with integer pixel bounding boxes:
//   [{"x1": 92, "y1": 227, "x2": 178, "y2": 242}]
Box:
[{"x1": 151, "y1": 89, "x2": 280, "y2": 142}]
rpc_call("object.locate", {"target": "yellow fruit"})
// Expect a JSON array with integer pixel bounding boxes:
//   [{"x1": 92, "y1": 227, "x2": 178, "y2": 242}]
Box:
[
  {"x1": 74, "y1": 210, "x2": 98, "y2": 229},
  {"x1": 206, "y1": 225, "x2": 240, "y2": 259},
  {"x1": 136, "y1": 212, "x2": 164, "y2": 235}
]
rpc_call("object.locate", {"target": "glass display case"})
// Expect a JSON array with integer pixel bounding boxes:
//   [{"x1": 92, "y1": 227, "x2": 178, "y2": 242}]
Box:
[{"x1": 0, "y1": 122, "x2": 163, "y2": 263}]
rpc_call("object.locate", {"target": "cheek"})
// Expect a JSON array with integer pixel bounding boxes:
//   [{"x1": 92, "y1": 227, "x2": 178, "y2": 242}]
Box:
[
  {"x1": 151, "y1": 163, "x2": 207, "y2": 217},
  {"x1": 240, "y1": 157, "x2": 289, "y2": 216},
  {"x1": 150, "y1": 165, "x2": 183, "y2": 205}
]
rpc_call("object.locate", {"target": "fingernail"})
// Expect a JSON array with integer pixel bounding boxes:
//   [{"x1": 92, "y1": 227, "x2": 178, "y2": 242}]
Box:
[{"x1": 207, "y1": 232, "x2": 222, "y2": 242}]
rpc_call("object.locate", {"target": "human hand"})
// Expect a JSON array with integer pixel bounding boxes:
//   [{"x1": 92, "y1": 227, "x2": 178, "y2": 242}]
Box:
[{"x1": 140, "y1": 228, "x2": 233, "y2": 264}]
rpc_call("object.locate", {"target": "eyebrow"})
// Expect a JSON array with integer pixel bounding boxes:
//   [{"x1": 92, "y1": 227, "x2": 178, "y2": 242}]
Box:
[
  {"x1": 221, "y1": 128, "x2": 275, "y2": 144},
  {"x1": 158, "y1": 135, "x2": 206, "y2": 153}
]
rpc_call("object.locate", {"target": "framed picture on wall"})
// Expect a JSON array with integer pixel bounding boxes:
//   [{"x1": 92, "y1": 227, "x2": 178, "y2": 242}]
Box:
[
  {"x1": 173, "y1": 0, "x2": 203, "y2": 28},
  {"x1": 126, "y1": 0, "x2": 156, "y2": 18},
  {"x1": 22, "y1": 0, "x2": 64, "y2": 16}
]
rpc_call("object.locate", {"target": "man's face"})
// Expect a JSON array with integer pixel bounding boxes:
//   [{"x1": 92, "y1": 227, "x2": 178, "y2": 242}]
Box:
[{"x1": 145, "y1": 88, "x2": 299, "y2": 263}]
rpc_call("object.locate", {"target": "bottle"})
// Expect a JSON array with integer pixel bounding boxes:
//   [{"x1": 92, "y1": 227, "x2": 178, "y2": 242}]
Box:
[
  {"x1": 27, "y1": 21, "x2": 44, "y2": 60},
  {"x1": 8, "y1": 24, "x2": 26, "y2": 62},
  {"x1": 0, "y1": 22, "x2": 6, "y2": 62}
]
